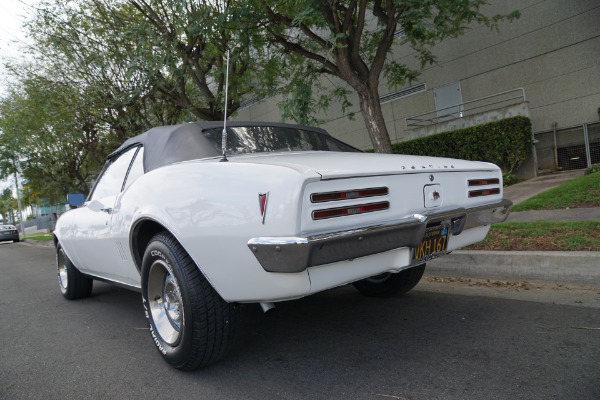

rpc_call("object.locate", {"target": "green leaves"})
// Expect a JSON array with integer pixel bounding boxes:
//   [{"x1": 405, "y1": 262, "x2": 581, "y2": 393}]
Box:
[
  {"x1": 384, "y1": 61, "x2": 420, "y2": 89},
  {"x1": 0, "y1": 75, "x2": 113, "y2": 200},
  {"x1": 1, "y1": 0, "x2": 272, "y2": 201},
  {"x1": 0, "y1": 188, "x2": 17, "y2": 223}
]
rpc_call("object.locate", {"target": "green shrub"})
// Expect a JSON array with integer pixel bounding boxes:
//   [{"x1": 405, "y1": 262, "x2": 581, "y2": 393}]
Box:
[
  {"x1": 502, "y1": 173, "x2": 518, "y2": 186},
  {"x1": 392, "y1": 116, "x2": 532, "y2": 174},
  {"x1": 585, "y1": 163, "x2": 600, "y2": 175}
]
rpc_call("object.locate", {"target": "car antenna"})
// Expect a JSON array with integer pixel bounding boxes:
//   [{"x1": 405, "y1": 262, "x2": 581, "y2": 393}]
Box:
[{"x1": 220, "y1": 49, "x2": 230, "y2": 162}]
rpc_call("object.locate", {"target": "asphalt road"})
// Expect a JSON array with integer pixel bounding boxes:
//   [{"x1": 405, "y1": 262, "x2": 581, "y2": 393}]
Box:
[{"x1": 1, "y1": 242, "x2": 599, "y2": 400}]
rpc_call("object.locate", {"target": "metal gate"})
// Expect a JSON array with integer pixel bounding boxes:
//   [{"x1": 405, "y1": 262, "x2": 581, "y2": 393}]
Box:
[{"x1": 534, "y1": 121, "x2": 600, "y2": 172}]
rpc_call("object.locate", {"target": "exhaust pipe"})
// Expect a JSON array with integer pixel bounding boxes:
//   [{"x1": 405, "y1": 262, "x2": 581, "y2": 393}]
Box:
[{"x1": 260, "y1": 302, "x2": 275, "y2": 313}]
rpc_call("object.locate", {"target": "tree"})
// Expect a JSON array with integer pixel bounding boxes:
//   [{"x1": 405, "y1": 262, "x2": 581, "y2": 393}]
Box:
[
  {"x1": 20, "y1": 182, "x2": 42, "y2": 216},
  {"x1": 29, "y1": 0, "x2": 190, "y2": 142},
  {"x1": 0, "y1": 188, "x2": 16, "y2": 224},
  {"x1": 2, "y1": 0, "x2": 277, "y2": 204},
  {"x1": 0, "y1": 76, "x2": 107, "y2": 199},
  {"x1": 253, "y1": 0, "x2": 519, "y2": 153},
  {"x1": 30, "y1": 0, "x2": 268, "y2": 123}
]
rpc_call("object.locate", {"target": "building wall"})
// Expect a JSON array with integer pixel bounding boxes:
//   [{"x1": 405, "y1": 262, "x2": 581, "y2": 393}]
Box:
[{"x1": 235, "y1": 0, "x2": 600, "y2": 155}]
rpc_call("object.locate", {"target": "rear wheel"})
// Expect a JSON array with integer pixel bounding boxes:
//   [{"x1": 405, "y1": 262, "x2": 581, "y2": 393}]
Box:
[
  {"x1": 141, "y1": 232, "x2": 234, "y2": 370},
  {"x1": 56, "y1": 243, "x2": 93, "y2": 299},
  {"x1": 353, "y1": 263, "x2": 426, "y2": 298}
]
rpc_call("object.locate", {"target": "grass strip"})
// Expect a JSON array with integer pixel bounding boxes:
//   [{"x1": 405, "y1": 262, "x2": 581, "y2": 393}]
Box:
[
  {"x1": 467, "y1": 221, "x2": 600, "y2": 251},
  {"x1": 512, "y1": 172, "x2": 600, "y2": 211},
  {"x1": 24, "y1": 233, "x2": 53, "y2": 241}
]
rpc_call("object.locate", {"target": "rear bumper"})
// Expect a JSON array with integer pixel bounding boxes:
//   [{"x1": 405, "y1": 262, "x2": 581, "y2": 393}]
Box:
[
  {"x1": 0, "y1": 234, "x2": 19, "y2": 242},
  {"x1": 248, "y1": 198, "x2": 512, "y2": 273}
]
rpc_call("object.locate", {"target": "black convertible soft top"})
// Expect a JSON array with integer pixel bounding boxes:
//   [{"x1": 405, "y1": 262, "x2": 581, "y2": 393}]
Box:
[{"x1": 109, "y1": 121, "x2": 332, "y2": 173}]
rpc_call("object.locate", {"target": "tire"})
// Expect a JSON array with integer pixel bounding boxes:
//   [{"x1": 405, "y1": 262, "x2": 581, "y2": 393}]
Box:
[
  {"x1": 56, "y1": 243, "x2": 93, "y2": 300},
  {"x1": 353, "y1": 263, "x2": 426, "y2": 298},
  {"x1": 14, "y1": 238, "x2": 19, "y2": 243},
  {"x1": 141, "y1": 232, "x2": 234, "y2": 371}
]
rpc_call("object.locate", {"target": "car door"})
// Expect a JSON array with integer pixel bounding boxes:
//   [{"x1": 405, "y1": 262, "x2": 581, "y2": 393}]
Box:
[{"x1": 72, "y1": 146, "x2": 140, "y2": 282}]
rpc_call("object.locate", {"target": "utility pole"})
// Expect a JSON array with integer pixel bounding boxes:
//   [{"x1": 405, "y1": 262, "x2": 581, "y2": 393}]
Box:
[{"x1": 13, "y1": 168, "x2": 25, "y2": 238}]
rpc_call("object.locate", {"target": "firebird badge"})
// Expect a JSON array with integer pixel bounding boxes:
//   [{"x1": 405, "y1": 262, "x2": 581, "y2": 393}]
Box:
[{"x1": 258, "y1": 192, "x2": 269, "y2": 224}]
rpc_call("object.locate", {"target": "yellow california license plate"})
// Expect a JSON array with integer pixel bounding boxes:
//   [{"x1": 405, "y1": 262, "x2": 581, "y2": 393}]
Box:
[{"x1": 413, "y1": 225, "x2": 449, "y2": 262}]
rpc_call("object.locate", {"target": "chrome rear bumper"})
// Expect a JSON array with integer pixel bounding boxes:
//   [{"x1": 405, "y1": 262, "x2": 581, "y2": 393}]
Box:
[{"x1": 248, "y1": 199, "x2": 512, "y2": 273}]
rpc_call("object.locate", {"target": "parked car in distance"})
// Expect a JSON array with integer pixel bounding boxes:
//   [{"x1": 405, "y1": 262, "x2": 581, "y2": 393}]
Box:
[
  {"x1": 0, "y1": 225, "x2": 20, "y2": 243},
  {"x1": 54, "y1": 121, "x2": 512, "y2": 370}
]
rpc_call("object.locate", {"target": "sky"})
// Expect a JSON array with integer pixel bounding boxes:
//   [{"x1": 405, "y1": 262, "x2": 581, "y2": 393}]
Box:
[
  {"x1": 0, "y1": 0, "x2": 34, "y2": 91},
  {"x1": 0, "y1": 0, "x2": 34, "y2": 193}
]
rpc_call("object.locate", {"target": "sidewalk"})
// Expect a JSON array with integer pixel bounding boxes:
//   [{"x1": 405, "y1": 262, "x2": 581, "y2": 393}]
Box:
[
  {"x1": 428, "y1": 170, "x2": 600, "y2": 284},
  {"x1": 501, "y1": 169, "x2": 600, "y2": 222},
  {"x1": 502, "y1": 169, "x2": 584, "y2": 206},
  {"x1": 506, "y1": 208, "x2": 600, "y2": 222}
]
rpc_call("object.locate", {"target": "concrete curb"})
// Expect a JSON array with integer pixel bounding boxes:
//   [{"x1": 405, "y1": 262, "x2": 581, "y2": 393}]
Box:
[
  {"x1": 23, "y1": 239, "x2": 54, "y2": 247},
  {"x1": 427, "y1": 250, "x2": 600, "y2": 285}
]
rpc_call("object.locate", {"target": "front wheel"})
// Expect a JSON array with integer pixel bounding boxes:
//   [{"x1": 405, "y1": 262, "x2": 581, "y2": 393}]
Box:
[
  {"x1": 56, "y1": 243, "x2": 93, "y2": 299},
  {"x1": 141, "y1": 232, "x2": 234, "y2": 371},
  {"x1": 353, "y1": 263, "x2": 426, "y2": 298}
]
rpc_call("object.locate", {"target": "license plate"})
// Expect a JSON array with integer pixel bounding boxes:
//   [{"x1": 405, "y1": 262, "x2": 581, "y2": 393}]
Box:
[{"x1": 413, "y1": 225, "x2": 448, "y2": 262}]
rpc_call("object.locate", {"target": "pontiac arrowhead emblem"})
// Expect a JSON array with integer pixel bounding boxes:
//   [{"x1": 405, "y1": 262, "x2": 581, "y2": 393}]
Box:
[{"x1": 258, "y1": 192, "x2": 269, "y2": 224}]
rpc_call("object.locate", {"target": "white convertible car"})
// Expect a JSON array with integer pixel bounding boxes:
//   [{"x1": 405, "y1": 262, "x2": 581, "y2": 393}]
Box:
[{"x1": 54, "y1": 121, "x2": 512, "y2": 370}]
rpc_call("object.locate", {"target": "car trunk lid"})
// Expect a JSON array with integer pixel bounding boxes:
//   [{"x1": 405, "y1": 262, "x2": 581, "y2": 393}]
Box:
[{"x1": 230, "y1": 151, "x2": 497, "y2": 179}]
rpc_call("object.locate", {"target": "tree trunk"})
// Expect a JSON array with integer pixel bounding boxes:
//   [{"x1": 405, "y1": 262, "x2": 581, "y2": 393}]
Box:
[{"x1": 357, "y1": 87, "x2": 394, "y2": 154}]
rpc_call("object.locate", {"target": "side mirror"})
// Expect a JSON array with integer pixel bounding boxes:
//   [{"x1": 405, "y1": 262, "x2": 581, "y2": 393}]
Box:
[{"x1": 66, "y1": 193, "x2": 86, "y2": 208}]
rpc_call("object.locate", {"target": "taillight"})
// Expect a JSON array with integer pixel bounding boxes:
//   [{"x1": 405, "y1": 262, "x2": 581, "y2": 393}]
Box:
[
  {"x1": 311, "y1": 187, "x2": 388, "y2": 203},
  {"x1": 468, "y1": 179, "x2": 500, "y2": 186},
  {"x1": 469, "y1": 188, "x2": 500, "y2": 198},
  {"x1": 468, "y1": 177, "x2": 500, "y2": 198},
  {"x1": 312, "y1": 202, "x2": 389, "y2": 220}
]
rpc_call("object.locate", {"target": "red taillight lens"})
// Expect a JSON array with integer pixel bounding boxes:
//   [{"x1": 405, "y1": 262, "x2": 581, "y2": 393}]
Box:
[
  {"x1": 312, "y1": 202, "x2": 389, "y2": 220},
  {"x1": 311, "y1": 187, "x2": 388, "y2": 203},
  {"x1": 469, "y1": 188, "x2": 500, "y2": 198},
  {"x1": 468, "y1": 178, "x2": 500, "y2": 186}
]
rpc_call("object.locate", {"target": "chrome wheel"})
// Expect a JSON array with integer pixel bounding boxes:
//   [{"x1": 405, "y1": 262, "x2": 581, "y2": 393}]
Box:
[
  {"x1": 57, "y1": 248, "x2": 68, "y2": 293},
  {"x1": 142, "y1": 232, "x2": 234, "y2": 370},
  {"x1": 55, "y1": 242, "x2": 93, "y2": 300},
  {"x1": 147, "y1": 259, "x2": 183, "y2": 346}
]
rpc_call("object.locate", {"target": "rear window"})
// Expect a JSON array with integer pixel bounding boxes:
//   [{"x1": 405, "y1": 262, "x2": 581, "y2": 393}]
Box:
[{"x1": 202, "y1": 126, "x2": 359, "y2": 155}]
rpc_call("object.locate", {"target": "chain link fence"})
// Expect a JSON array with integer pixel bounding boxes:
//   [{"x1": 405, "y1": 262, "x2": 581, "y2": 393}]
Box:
[{"x1": 534, "y1": 121, "x2": 600, "y2": 172}]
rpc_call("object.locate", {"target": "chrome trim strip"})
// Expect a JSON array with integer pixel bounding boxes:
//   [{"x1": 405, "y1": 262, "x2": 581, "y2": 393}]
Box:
[
  {"x1": 248, "y1": 199, "x2": 512, "y2": 273},
  {"x1": 463, "y1": 198, "x2": 512, "y2": 229}
]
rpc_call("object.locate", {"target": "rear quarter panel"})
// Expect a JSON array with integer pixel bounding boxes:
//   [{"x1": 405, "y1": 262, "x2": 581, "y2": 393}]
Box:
[{"x1": 119, "y1": 160, "x2": 321, "y2": 302}]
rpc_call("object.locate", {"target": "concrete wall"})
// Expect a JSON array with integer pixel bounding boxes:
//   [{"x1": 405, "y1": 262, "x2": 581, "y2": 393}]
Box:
[
  {"x1": 405, "y1": 102, "x2": 531, "y2": 141},
  {"x1": 234, "y1": 0, "x2": 600, "y2": 170}
]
